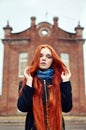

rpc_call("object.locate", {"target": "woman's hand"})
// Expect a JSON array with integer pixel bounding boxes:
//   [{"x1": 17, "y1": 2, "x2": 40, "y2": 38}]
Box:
[
  {"x1": 24, "y1": 67, "x2": 33, "y2": 87},
  {"x1": 61, "y1": 67, "x2": 71, "y2": 82}
]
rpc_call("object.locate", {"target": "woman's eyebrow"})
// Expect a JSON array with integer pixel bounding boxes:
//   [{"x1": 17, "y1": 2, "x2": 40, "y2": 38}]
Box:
[
  {"x1": 46, "y1": 53, "x2": 52, "y2": 57},
  {"x1": 46, "y1": 53, "x2": 52, "y2": 55},
  {"x1": 40, "y1": 52, "x2": 52, "y2": 56}
]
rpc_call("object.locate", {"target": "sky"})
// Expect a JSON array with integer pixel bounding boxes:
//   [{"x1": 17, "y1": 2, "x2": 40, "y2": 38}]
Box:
[{"x1": 0, "y1": 0, "x2": 86, "y2": 94}]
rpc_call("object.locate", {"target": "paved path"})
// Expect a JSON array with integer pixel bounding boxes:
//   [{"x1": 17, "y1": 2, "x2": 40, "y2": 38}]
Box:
[{"x1": 0, "y1": 115, "x2": 86, "y2": 130}]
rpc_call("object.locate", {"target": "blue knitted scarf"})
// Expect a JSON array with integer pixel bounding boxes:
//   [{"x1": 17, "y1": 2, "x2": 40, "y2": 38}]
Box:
[{"x1": 37, "y1": 68, "x2": 54, "y2": 80}]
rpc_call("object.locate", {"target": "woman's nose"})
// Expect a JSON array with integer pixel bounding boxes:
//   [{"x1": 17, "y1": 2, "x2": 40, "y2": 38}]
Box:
[{"x1": 42, "y1": 56, "x2": 46, "y2": 61}]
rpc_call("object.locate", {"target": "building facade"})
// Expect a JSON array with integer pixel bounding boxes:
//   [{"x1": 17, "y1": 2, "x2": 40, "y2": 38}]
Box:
[{"x1": 0, "y1": 17, "x2": 86, "y2": 115}]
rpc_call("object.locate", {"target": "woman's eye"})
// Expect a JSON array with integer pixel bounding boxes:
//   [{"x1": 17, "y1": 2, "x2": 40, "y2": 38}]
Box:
[
  {"x1": 40, "y1": 53, "x2": 52, "y2": 59},
  {"x1": 47, "y1": 55, "x2": 52, "y2": 59}
]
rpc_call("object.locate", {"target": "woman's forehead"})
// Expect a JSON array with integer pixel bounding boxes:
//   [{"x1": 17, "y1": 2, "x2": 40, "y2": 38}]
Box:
[{"x1": 40, "y1": 47, "x2": 52, "y2": 54}]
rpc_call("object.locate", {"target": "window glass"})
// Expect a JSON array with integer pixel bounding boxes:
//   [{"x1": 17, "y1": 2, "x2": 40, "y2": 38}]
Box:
[
  {"x1": 19, "y1": 53, "x2": 28, "y2": 77},
  {"x1": 60, "y1": 53, "x2": 70, "y2": 67}
]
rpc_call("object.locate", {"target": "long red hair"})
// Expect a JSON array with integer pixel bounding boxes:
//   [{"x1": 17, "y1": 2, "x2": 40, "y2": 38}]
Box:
[{"x1": 19, "y1": 44, "x2": 66, "y2": 130}]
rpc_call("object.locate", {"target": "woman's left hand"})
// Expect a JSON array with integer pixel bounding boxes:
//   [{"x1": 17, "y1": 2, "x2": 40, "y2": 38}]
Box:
[
  {"x1": 61, "y1": 67, "x2": 71, "y2": 82},
  {"x1": 24, "y1": 66, "x2": 33, "y2": 87}
]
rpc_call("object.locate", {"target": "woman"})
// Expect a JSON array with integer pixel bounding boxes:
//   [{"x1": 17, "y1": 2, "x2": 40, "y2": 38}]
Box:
[{"x1": 17, "y1": 44, "x2": 72, "y2": 130}]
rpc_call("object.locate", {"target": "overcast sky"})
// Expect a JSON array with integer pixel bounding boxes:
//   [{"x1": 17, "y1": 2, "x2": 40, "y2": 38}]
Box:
[{"x1": 0, "y1": 0, "x2": 86, "y2": 94}]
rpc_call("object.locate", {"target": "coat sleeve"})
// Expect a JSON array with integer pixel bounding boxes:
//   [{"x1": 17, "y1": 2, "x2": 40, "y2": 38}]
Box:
[
  {"x1": 60, "y1": 81, "x2": 72, "y2": 113},
  {"x1": 17, "y1": 82, "x2": 34, "y2": 112}
]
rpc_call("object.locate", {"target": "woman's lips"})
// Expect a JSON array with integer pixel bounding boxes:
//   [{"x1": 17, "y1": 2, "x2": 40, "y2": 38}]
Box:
[{"x1": 40, "y1": 62, "x2": 47, "y2": 65}]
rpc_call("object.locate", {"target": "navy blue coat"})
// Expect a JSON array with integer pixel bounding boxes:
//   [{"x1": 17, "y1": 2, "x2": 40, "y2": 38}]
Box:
[{"x1": 17, "y1": 81, "x2": 72, "y2": 130}]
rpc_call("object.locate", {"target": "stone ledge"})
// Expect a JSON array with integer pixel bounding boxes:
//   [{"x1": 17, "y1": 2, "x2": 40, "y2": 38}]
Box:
[{"x1": 0, "y1": 115, "x2": 86, "y2": 123}]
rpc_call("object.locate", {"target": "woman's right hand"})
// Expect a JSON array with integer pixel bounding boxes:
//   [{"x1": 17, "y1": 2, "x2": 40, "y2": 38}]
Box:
[{"x1": 24, "y1": 67, "x2": 33, "y2": 87}]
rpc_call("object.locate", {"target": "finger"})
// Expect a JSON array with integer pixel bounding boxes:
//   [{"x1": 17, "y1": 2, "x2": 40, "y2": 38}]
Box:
[
  {"x1": 65, "y1": 67, "x2": 71, "y2": 74},
  {"x1": 66, "y1": 67, "x2": 71, "y2": 78},
  {"x1": 62, "y1": 71, "x2": 65, "y2": 75},
  {"x1": 24, "y1": 66, "x2": 29, "y2": 78}
]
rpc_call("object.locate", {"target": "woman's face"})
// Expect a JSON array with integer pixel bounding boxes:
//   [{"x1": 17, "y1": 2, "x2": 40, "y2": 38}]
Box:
[{"x1": 39, "y1": 47, "x2": 53, "y2": 70}]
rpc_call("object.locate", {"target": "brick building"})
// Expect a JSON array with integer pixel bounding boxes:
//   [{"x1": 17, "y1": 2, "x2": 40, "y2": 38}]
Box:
[{"x1": 0, "y1": 17, "x2": 86, "y2": 115}]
